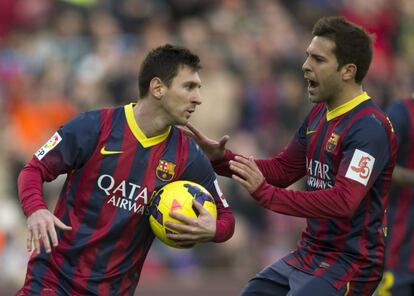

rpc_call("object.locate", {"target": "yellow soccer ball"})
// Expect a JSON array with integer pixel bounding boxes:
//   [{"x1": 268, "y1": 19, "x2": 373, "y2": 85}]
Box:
[{"x1": 149, "y1": 180, "x2": 217, "y2": 249}]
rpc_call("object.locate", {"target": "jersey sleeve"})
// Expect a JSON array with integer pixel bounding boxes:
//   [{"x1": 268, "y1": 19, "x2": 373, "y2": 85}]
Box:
[
  {"x1": 251, "y1": 114, "x2": 394, "y2": 218},
  {"x1": 181, "y1": 141, "x2": 235, "y2": 242},
  {"x1": 18, "y1": 111, "x2": 102, "y2": 216}
]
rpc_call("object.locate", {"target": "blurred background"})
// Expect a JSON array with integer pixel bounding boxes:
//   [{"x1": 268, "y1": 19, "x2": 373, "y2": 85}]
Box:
[{"x1": 0, "y1": 0, "x2": 413, "y2": 295}]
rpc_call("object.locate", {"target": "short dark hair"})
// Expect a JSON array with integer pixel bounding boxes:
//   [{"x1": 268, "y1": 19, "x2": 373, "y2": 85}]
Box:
[
  {"x1": 312, "y1": 16, "x2": 373, "y2": 84},
  {"x1": 138, "y1": 44, "x2": 202, "y2": 97}
]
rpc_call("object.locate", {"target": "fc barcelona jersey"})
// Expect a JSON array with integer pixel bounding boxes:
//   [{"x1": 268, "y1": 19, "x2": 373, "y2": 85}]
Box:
[
  {"x1": 17, "y1": 103, "x2": 234, "y2": 296},
  {"x1": 215, "y1": 92, "x2": 397, "y2": 293}
]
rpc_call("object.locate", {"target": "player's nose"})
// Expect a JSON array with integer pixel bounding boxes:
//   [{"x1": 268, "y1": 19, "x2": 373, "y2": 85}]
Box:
[
  {"x1": 192, "y1": 89, "x2": 202, "y2": 105},
  {"x1": 302, "y1": 57, "x2": 311, "y2": 73}
]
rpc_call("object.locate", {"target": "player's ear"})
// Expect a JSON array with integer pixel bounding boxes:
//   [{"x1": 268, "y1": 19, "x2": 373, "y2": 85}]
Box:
[
  {"x1": 149, "y1": 77, "x2": 165, "y2": 99},
  {"x1": 341, "y1": 63, "x2": 357, "y2": 82}
]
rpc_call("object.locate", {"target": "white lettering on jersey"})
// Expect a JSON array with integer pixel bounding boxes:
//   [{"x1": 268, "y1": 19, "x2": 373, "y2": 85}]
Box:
[
  {"x1": 214, "y1": 179, "x2": 229, "y2": 208},
  {"x1": 97, "y1": 174, "x2": 148, "y2": 214},
  {"x1": 306, "y1": 157, "x2": 333, "y2": 189},
  {"x1": 35, "y1": 132, "x2": 62, "y2": 160},
  {"x1": 345, "y1": 149, "x2": 375, "y2": 186},
  {"x1": 306, "y1": 158, "x2": 331, "y2": 180}
]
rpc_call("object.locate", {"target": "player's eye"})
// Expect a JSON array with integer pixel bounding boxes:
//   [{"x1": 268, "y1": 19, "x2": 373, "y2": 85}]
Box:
[{"x1": 314, "y1": 56, "x2": 324, "y2": 63}]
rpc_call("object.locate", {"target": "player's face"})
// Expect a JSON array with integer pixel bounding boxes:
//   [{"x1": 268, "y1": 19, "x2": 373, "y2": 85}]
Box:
[
  {"x1": 302, "y1": 36, "x2": 344, "y2": 104},
  {"x1": 162, "y1": 65, "x2": 202, "y2": 125}
]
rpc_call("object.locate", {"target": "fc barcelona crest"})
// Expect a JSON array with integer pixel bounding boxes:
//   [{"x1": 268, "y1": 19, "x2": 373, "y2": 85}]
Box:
[
  {"x1": 156, "y1": 160, "x2": 176, "y2": 181},
  {"x1": 326, "y1": 132, "x2": 340, "y2": 152}
]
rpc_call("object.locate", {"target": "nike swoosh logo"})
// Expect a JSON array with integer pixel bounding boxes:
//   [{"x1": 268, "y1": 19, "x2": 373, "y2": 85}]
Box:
[
  {"x1": 306, "y1": 129, "x2": 317, "y2": 135},
  {"x1": 100, "y1": 146, "x2": 123, "y2": 155}
]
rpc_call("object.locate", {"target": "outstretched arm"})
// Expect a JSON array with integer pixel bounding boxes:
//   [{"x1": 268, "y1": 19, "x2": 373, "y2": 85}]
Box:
[
  {"x1": 229, "y1": 114, "x2": 396, "y2": 219},
  {"x1": 228, "y1": 153, "x2": 365, "y2": 219},
  {"x1": 186, "y1": 122, "x2": 307, "y2": 187}
]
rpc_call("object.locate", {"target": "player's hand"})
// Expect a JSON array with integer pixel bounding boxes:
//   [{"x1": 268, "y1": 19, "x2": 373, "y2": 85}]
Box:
[
  {"x1": 165, "y1": 199, "x2": 216, "y2": 248},
  {"x1": 184, "y1": 122, "x2": 229, "y2": 161},
  {"x1": 230, "y1": 156, "x2": 265, "y2": 193},
  {"x1": 27, "y1": 209, "x2": 72, "y2": 254}
]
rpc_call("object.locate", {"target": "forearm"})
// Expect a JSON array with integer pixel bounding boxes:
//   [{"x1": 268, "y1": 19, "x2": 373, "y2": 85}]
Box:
[
  {"x1": 255, "y1": 157, "x2": 305, "y2": 188},
  {"x1": 18, "y1": 163, "x2": 48, "y2": 217},
  {"x1": 212, "y1": 206, "x2": 235, "y2": 242},
  {"x1": 251, "y1": 179, "x2": 364, "y2": 219}
]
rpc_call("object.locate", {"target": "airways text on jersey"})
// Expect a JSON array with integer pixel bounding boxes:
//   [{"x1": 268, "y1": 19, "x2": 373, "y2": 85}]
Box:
[
  {"x1": 306, "y1": 157, "x2": 333, "y2": 189},
  {"x1": 97, "y1": 174, "x2": 149, "y2": 215}
]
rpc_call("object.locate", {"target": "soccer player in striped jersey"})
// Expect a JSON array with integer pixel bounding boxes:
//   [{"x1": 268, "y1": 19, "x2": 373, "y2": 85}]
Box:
[
  {"x1": 16, "y1": 44, "x2": 235, "y2": 295},
  {"x1": 376, "y1": 96, "x2": 414, "y2": 296},
  {"x1": 186, "y1": 16, "x2": 397, "y2": 296}
]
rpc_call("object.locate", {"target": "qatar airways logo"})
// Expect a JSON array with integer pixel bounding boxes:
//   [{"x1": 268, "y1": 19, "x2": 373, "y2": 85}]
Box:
[
  {"x1": 97, "y1": 174, "x2": 149, "y2": 215},
  {"x1": 306, "y1": 157, "x2": 333, "y2": 189}
]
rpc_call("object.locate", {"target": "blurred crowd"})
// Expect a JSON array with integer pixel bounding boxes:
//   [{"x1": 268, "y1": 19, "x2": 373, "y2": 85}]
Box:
[{"x1": 1, "y1": 0, "x2": 414, "y2": 294}]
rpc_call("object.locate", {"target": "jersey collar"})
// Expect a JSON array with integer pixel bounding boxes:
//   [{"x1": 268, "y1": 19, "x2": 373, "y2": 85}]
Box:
[
  {"x1": 124, "y1": 103, "x2": 171, "y2": 148},
  {"x1": 326, "y1": 92, "x2": 370, "y2": 121}
]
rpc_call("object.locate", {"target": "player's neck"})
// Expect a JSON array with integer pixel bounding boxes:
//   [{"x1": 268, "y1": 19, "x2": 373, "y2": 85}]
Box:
[
  {"x1": 326, "y1": 84, "x2": 364, "y2": 111},
  {"x1": 133, "y1": 99, "x2": 170, "y2": 138}
]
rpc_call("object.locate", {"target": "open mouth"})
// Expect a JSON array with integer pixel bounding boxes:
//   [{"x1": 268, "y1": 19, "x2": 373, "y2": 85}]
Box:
[{"x1": 306, "y1": 78, "x2": 319, "y2": 92}]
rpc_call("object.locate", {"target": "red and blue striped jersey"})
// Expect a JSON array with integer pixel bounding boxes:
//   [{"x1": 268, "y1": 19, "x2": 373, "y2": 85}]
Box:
[
  {"x1": 17, "y1": 103, "x2": 234, "y2": 296},
  {"x1": 385, "y1": 98, "x2": 414, "y2": 272},
  {"x1": 215, "y1": 92, "x2": 397, "y2": 293}
]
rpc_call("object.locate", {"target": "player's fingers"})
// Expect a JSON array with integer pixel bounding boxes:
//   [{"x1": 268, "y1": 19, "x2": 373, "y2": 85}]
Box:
[
  {"x1": 27, "y1": 231, "x2": 33, "y2": 252},
  {"x1": 168, "y1": 211, "x2": 193, "y2": 224},
  {"x1": 231, "y1": 158, "x2": 261, "y2": 179},
  {"x1": 168, "y1": 237, "x2": 196, "y2": 248},
  {"x1": 165, "y1": 221, "x2": 194, "y2": 233},
  {"x1": 53, "y1": 216, "x2": 72, "y2": 231},
  {"x1": 229, "y1": 161, "x2": 250, "y2": 178},
  {"x1": 192, "y1": 199, "x2": 206, "y2": 212},
  {"x1": 166, "y1": 232, "x2": 195, "y2": 241},
  {"x1": 234, "y1": 155, "x2": 256, "y2": 168},
  {"x1": 218, "y1": 135, "x2": 229, "y2": 148},
  {"x1": 40, "y1": 227, "x2": 51, "y2": 253},
  {"x1": 48, "y1": 223, "x2": 59, "y2": 248},
  {"x1": 33, "y1": 229, "x2": 41, "y2": 254},
  {"x1": 185, "y1": 122, "x2": 203, "y2": 138},
  {"x1": 230, "y1": 158, "x2": 250, "y2": 169}
]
